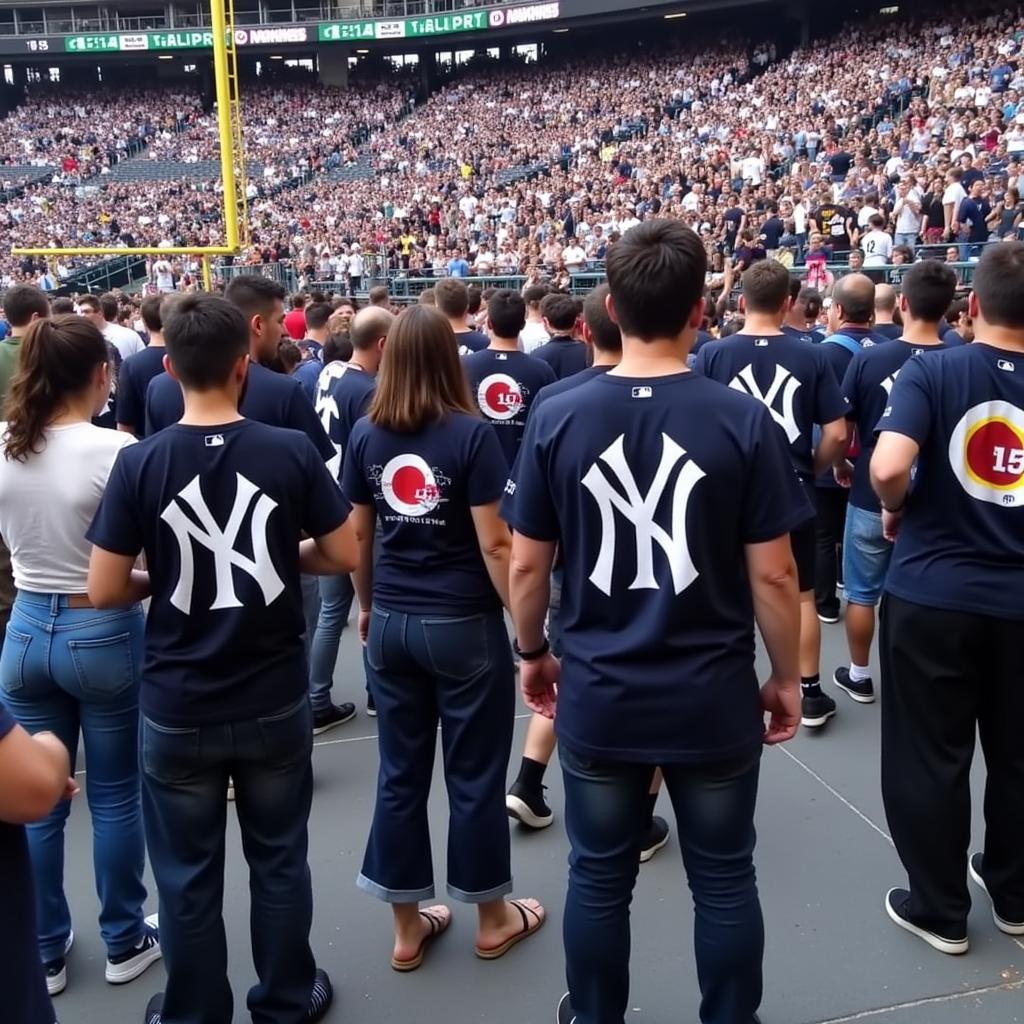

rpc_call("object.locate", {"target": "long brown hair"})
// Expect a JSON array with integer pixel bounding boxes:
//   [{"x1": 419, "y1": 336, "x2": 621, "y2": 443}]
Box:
[
  {"x1": 3, "y1": 315, "x2": 109, "y2": 462},
  {"x1": 369, "y1": 304, "x2": 476, "y2": 433}
]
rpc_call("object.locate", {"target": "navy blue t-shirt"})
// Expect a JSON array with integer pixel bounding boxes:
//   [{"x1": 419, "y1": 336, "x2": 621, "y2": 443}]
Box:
[
  {"x1": 87, "y1": 419, "x2": 351, "y2": 725},
  {"x1": 695, "y1": 332, "x2": 848, "y2": 479},
  {"x1": 872, "y1": 323, "x2": 903, "y2": 341},
  {"x1": 341, "y1": 413, "x2": 508, "y2": 616},
  {"x1": 316, "y1": 361, "x2": 376, "y2": 480},
  {"x1": 117, "y1": 344, "x2": 166, "y2": 434},
  {"x1": 531, "y1": 364, "x2": 611, "y2": 414},
  {"x1": 455, "y1": 329, "x2": 489, "y2": 356},
  {"x1": 841, "y1": 339, "x2": 947, "y2": 511},
  {"x1": 503, "y1": 370, "x2": 812, "y2": 763},
  {"x1": 0, "y1": 703, "x2": 54, "y2": 1024},
  {"x1": 878, "y1": 343, "x2": 1024, "y2": 619},
  {"x1": 292, "y1": 356, "x2": 323, "y2": 403},
  {"x1": 462, "y1": 348, "x2": 556, "y2": 467},
  {"x1": 941, "y1": 328, "x2": 966, "y2": 347},
  {"x1": 532, "y1": 335, "x2": 589, "y2": 380},
  {"x1": 145, "y1": 362, "x2": 334, "y2": 463},
  {"x1": 780, "y1": 324, "x2": 824, "y2": 345}
]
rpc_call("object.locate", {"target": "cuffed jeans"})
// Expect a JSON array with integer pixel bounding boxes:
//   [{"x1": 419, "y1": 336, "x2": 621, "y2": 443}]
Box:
[
  {"x1": 308, "y1": 573, "x2": 355, "y2": 713},
  {"x1": 141, "y1": 696, "x2": 317, "y2": 1024},
  {"x1": 358, "y1": 606, "x2": 515, "y2": 903},
  {"x1": 0, "y1": 592, "x2": 147, "y2": 963},
  {"x1": 560, "y1": 745, "x2": 763, "y2": 1024}
]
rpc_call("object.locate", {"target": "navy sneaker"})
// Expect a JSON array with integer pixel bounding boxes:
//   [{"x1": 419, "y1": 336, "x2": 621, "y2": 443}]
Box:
[
  {"x1": 144, "y1": 992, "x2": 162, "y2": 1024},
  {"x1": 506, "y1": 780, "x2": 553, "y2": 829},
  {"x1": 44, "y1": 931, "x2": 74, "y2": 996},
  {"x1": 969, "y1": 853, "x2": 1024, "y2": 935},
  {"x1": 312, "y1": 702, "x2": 357, "y2": 735},
  {"x1": 884, "y1": 888, "x2": 967, "y2": 955},
  {"x1": 306, "y1": 968, "x2": 333, "y2": 1023},
  {"x1": 556, "y1": 992, "x2": 576, "y2": 1024},
  {"x1": 640, "y1": 816, "x2": 670, "y2": 863},
  {"x1": 106, "y1": 914, "x2": 161, "y2": 984},
  {"x1": 833, "y1": 667, "x2": 875, "y2": 704}
]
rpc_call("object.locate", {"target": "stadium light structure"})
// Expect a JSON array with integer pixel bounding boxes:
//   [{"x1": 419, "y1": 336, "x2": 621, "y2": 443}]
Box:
[{"x1": 12, "y1": 0, "x2": 246, "y2": 290}]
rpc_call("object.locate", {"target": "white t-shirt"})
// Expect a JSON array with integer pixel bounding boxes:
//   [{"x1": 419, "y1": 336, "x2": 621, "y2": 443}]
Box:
[
  {"x1": 153, "y1": 259, "x2": 175, "y2": 292},
  {"x1": 103, "y1": 322, "x2": 145, "y2": 360},
  {"x1": 519, "y1": 319, "x2": 550, "y2": 354},
  {"x1": 861, "y1": 229, "x2": 893, "y2": 266},
  {"x1": 0, "y1": 422, "x2": 135, "y2": 592},
  {"x1": 942, "y1": 182, "x2": 967, "y2": 212}
]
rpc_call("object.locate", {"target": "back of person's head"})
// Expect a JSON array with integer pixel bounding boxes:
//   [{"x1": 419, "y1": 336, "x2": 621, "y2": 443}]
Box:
[
  {"x1": 832, "y1": 273, "x2": 875, "y2": 324},
  {"x1": 3, "y1": 284, "x2": 49, "y2": 328},
  {"x1": 418, "y1": 288, "x2": 436, "y2": 307},
  {"x1": 99, "y1": 293, "x2": 119, "y2": 322},
  {"x1": 487, "y1": 289, "x2": 526, "y2": 339},
  {"x1": 305, "y1": 302, "x2": 332, "y2": 333},
  {"x1": 369, "y1": 305, "x2": 475, "y2": 433},
  {"x1": 434, "y1": 278, "x2": 469, "y2": 319},
  {"x1": 224, "y1": 274, "x2": 287, "y2": 325},
  {"x1": 324, "y1": 334, "x2": 353, "y2": 364},
  {"x1": 605, "y1": 219, "x2": 707, "y2": 339},
  {"x1": 741, "y1": 260, "x2": 790, "y2": 314},
  {"x1": 164, "y1": 293, "x2": 249, "y2": 391},
  {"x1": 798, "y1": 287, "x2": 823, "y2": 321},
  {"x1": 350, "y1": 306, "x2": 395, "y2": 351},
  {"x1": 583, "y1": 284, "x2": 622, "y2": 353},
  {"x1": 900, "y1": 261, "x2": 957, "y2": 323},
  {"x1": 788, "y1": 277, "x2": 802, "y2": 304},
  {"x1": 868, "y1": 213, "x2": 885, "y2": 230},
  {"x1": 874, "y1": 283, "x2": 898, "y2": 316},
  {"x1": 972, "y1": 240, "x2": 1024, "y2": 329},
  {"x1": 368, "y1": 285, "x2": 390, "y2": 308},
  {"x1": 3, "y1": 315, "x2": 109, "y2": 462},
  {"x1": 275, "y1": 339, "x2": 302, "y2": 374},
  {"x1": 540, "y1": 292, "x2": 578, "y2": 333},
  {"x1": 720, "y1": 317, "x2": 746, "y2": 338},
  {"x1": 290, "y1": 292, "x2": 307, "y2": 310},
  {"x1": 50, "y1": 297, "x2": 75, "y2": 315},
  {"x1": 140, "y1": 294, "x2": 164, "y2": 334},
  {"x1": 467, "y1": 285, "x2": 483, "y2": 317},
  {"x1": 523, "y1": 284, "x2": 549, "y2": 310}
]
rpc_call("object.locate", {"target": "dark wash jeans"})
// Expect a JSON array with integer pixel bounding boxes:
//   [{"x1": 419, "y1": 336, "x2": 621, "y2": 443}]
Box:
[
  {"x1": 560, "y1": 745, "x2": 763, "y2": 1024},
  {"x1": 141, "y1": 696, "x2": 316, "y2": 1024},
  {"x1": 359, "y1": 606, "x2": 515, "y2": 903}
]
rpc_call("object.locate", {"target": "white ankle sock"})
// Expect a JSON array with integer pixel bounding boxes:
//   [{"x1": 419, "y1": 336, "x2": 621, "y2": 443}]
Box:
[{"x1": 849, "y1": 663, "x2": 871, "y2": 682}]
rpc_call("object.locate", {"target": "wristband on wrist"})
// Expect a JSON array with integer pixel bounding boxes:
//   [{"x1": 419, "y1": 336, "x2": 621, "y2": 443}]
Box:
[{"x1": 513, "y1": 637, "x2": 550, "y2": 661}]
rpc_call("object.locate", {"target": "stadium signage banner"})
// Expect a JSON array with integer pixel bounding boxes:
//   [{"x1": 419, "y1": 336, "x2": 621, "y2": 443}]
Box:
[{"x1": 64, "y1": 27, "x2": 313, "y2": 51}]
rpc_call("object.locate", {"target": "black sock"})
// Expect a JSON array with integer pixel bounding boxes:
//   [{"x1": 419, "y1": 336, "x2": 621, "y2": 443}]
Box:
[
  {"x1": 646, "y1": 791, "x2": 658, "y2": 830},
  {"x1": 517, "y1": 757, "x2": 547, "y2": 792},
  {"x1": 801, "y1": 674, "x2": 821, "y2": 697}
]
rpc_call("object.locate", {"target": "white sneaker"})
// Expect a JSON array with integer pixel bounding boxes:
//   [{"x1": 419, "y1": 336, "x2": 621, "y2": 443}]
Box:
[{"x1": 105, "y1": 914, "x2": 161, "y2": 984}]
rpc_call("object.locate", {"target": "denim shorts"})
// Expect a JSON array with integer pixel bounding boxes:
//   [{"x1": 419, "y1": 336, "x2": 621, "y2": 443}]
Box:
[{"x1": 842, "y1": 505, "x2": 893, "y2": 606}]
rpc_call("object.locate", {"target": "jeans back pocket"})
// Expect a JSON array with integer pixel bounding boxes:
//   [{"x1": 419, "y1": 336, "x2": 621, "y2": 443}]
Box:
[
  {"x1": 68, "y1": 632, "x2": 138, "y2": 700},
  {"x1": 421, "y1": 613, "x2": 490, "y2": 682},
  {"x1": 0, "y1": 626, "x2": 32, "y2": 696}
]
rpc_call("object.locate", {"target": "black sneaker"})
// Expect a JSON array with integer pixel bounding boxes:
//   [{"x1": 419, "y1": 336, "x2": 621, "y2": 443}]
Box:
[
  {"x1": 969, "y1": 853, "x2": 1024, "y2": 935},
  {"x1": 801, "y1": 691, "x2": 837, "y2": 728},
  {"x1": 144, "y1": 992, "x2": 163, "y2": 1024},
  {"x1": 816, "y1": 606, "x2": 840, "y2": 624},
  {"x1": 640, "y1": 815, "x2": 670, "y2": 863},
  {"x1": 366, "y1": 693, "x2": 377, "y2": 717},
  {"x1": 312, "y1": 702, "x2": 357, "y2": 735},
  {"x1": 556, "y1": 992, "x2": 576, "y2": 1024},
  {"x1": 106, "y1": 915, "x2": 161, "y2": 984},
  {"x1": 884, "y1": 887, "x2": 968, "y2": 955},
  {"x1": 44, "y1": 931, "x2": 74, "y2": 996},
  {"x1": 306, "y1": 968, "x2": 333, "y2": 1023},
  {"x1": 506, "y1": 780, "x2": 553, "y2": 829},
  {"x1": 833, "y1": 667, "x2": 875, "y2": 704}
]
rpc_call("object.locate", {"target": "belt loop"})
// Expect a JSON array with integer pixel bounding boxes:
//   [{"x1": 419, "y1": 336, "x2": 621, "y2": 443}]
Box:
[{"x1": 50, "y1": 593, "x2": 60, "y2": 616}]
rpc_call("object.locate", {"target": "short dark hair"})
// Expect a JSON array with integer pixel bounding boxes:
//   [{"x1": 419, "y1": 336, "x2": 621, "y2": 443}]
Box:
[
  {"x1": 741, "y1": 260, "x2": 790, "y2": 314},
  {"x1": 368, "y1": 285, "x2": 390, "y2": 307},
  {"x1": 305, "y1": 302, "x2": 331, "y2": 332},
  {"x1": 76, "y1": 295, "x2": 100, "y2": 315},
  {"x1": 605, "y1": 220, "x2": 707, "y2": 340},
  {"x1": 290, "y1": 292, "x2": 307, "y2": 309},
  {"x1": 486, "y1": 289, "x2": 526, "y2": 339},
  {"x1": 140, "y1": 294, "x2": 164, "y2": 333},
  {"x1": 434, "y1": 278, "x2": 469, "y2": 318},
  {"x1": 523, "y1": 284, "x2": 549, "y2": 308},
  {"x1": 3, "y1": 284, "x2": 49, "y2": 328},
  {"x1": 324, "y1": 334, "x2": 353, "y2": 364},
  {"x1": 582, "y1": 284, "x2": 621, "y2": 353},
  {"x1": 797, "y1": 286, "x2": 823, "y2": 320},
  {"x1": 899, "y1": 261, "x2": 958, "y2": 323},
  {"x1": 467, "y1": 285, "x2": 483, "y2": 316},
  {"x1": 99, "y1": 293, "x2": 119, "y2": 322},
  {"x1": 540, "y1": 292, "x2": 578, "y2": 332},
  {"x1": 224, "y1": 275, "x2": 287, "y2": 324},
  {"x1": 973, "y1": 240, "x2": 1024, "y2": 328},
  {"x1": 832, "y1": 273, "x2": 875, "y2": 325},
  {"x1": 50, "y1": 297, "x2": 75, "y2": 315},
  {"x1": 868, "y1": 214, "x2": 885, "y2": 229},
  {"x1": 164, "y1": 294, "x2": 249, "y2": 390}
]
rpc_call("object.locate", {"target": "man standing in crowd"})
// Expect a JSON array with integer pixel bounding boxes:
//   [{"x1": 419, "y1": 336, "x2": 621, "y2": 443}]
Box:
[
  {"x1": 782, "y1": 284, "x2": 824, "y2": 345},
  {"x1": 833, "y1": 261, "x2": 956, "y2": 708},
  {"x1": 79, "y1": 294, "x2": 145, "y2": 361},
  {"x1": 463, "y1": 290, "x2": 556, "y2": 468},
  {"x1": 292, "y1": 302, "x2": 332, "y2": 402},
  {"x1": 117, "y1": 295, "x2": 168, "y2": 438},
  {"x1": 814, "y1": 274, "x2": 884, "y2": 623},
  {"x1": 871, "y1": 242, "x2": 1024, "y2": 956},
  {"x1": 872, "y1": 285, "x2": 903, "y2": 340},
  {"x1": 520, "y1": 284, "x2": 551, "y2": 354},
  {"x1": 696, "y1": 260, "x2": 848, "y2": 728},
  {"x1": 87, "y1": 294, "x2": 358, "y2": 1024},
  {"x1": 532, "y1": 293, "x2": 588, "y2": 380},
  {"x1": 506, "y1": 220, "x2": 807, "y2": 1024},
  {"x1": 435, "y1": 278, "x2": 489, "y2": 355},
  {"x1": 285, "y1": 293, "x2": 308, "y2": 341}
]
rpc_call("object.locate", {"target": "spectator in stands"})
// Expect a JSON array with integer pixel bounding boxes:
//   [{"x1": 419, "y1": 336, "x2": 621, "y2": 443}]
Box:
[{"x1": 284, "y1": 293, "x2": 308, "y2": 342}]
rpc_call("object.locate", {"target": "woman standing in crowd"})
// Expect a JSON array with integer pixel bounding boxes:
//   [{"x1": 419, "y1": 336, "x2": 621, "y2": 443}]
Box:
[
  {"x1": 0, "y1": 316, "x2": 159, "y2": 999},
  {"x1": 342, "y1": 304, "x2": 544, "y2": 971}
]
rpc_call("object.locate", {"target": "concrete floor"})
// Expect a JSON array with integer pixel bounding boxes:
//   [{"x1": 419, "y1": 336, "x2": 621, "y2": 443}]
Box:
[{"x1": 57, "y1": 614, "x2": 1024, "y2": 1024}]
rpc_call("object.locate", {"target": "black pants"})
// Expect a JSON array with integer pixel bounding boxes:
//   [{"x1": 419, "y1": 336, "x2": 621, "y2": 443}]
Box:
[
  {"x1": 880, "y1": 595, "x2": 1024, "y2": 934},
  {"x1": 814, "y1": 486, "x2": 847, "y2": 615}
]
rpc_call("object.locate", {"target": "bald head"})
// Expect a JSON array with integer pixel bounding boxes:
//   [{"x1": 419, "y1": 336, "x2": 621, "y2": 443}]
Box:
[
  {"x1": 350, "y1": 307, "x2": 395, "y2": 351},
  {"x1": 875, "y1": 283, "x2": 897, "y2": 316},
  {"x1": 833, "y1": 273, "x2": 876, "y2": 325}
]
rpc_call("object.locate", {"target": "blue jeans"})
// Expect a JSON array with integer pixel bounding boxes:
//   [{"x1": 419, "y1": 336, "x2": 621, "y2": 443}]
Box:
[
  {"x1": 300, "y1": 573, "x2": 320, "y2": 670},
  {"x1": 308, "y1": 573, "x2": 355, "y2": 713},
  {"x1": 560, "y1": 745, "x2": 763, "y2": 1024},
  {"x1": 894, "y1": 232, "x2": 917, "y2": 253},
  {"x1": 843, "y1": 504, "x2": 892, "y2": 606},
  {"x1": 141, "y1": 696, "x2": 316, "y2": 1024},
  {"x1": 358, "y1": 606, "x2": 515, "y2": 903},
  {"x1": 0, "y1": 592, "x2": 147, "y2": 963}
]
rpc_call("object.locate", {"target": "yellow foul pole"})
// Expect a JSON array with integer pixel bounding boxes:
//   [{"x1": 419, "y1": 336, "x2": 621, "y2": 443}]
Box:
[{"x1": 210, "y1": 0, "x2": 240, "y2": 251}]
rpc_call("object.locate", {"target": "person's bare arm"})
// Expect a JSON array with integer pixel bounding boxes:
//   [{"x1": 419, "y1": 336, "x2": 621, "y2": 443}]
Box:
[
  {"x1": 813, "y1": 416, "x2": 848, "y2": 476},
  {"x1": 471, "y1": 501, "x2": 512, "y2": 609},
  {"x1": 88, "y1": 548, "x2": 150, "y2": 609},
  {"x1": 871, "y1": 431, "x2": 920, "y2": 541},
  {"x1": 0, "y1": 727, "x2": 75, "y2": 824},
  {"x1": 509, "y1": 532, "x2": 559, "y2": 718},
  {"x1": 298, "y1": 516, "x2": 358, "y2": 576},
  {"x1": 746, "y1": 535, "x2": 801, "y2": 744}
]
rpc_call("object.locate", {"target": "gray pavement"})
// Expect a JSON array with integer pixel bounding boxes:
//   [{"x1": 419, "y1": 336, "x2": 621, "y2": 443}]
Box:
[{"x1": 59, "y1": 614, "x2": 1024, "y2": 1024}]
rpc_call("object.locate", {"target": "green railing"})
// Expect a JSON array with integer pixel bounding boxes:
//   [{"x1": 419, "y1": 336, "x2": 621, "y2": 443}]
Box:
[{"x1": 62, "y1": 254, "x2": 149, "y2": 294}]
